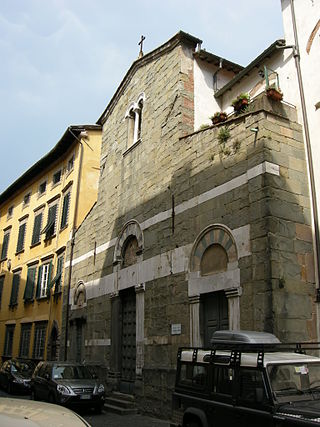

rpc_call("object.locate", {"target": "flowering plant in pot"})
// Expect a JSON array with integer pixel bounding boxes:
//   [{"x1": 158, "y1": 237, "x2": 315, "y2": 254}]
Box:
[
  {"x1": 210, "y1": 111, "x2": 228, "y2": 125},
  {"x1": 231, "y1": 93, "x2": 250, "y2": 114},
  {"x1": 266, "y1": 83, "x2": 283, "y2": 101}
]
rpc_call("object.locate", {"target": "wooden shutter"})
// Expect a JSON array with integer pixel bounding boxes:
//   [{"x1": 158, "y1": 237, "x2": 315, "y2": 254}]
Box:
[
  {"x1": 32, "y1": 213, "x2": 42, "y2": 245},
  {"x1": 10, "y1": 273, "x2": 20, "y2": 306},
  {"x1": 24, "y1": 267, "x2": 36, "y2": 301},
  {"x1": 1, "y1": 232, "x2": 10, "y2": 260},
  {"x1": 0, "y1": 276, "x2": 4, "y2": 307},
  {"x1": 61, "y1": 192, "x2": 70, "y2": 229},
  {"x1": 16, "y1": 222, "x2": 26, "y2": 253}
]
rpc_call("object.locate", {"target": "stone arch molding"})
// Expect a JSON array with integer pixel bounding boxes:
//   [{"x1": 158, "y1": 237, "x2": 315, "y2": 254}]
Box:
[
  {"x1": 113, "y1": 219, "x2": 144, "y2": 265},
  {"x1": 188, "y1": 224, "x2": 242, "y2": 344},
  {"x1": 73, "y1": 280, "x2": 87, "y2": 308},
  {"x1": 189, "y1": 224, "x2": 238, "y2": 273}
]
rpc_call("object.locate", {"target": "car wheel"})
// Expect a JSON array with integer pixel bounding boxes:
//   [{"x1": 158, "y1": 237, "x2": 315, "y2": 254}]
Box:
[
  {"x1": 48, "y1": 393, "x2": 56, "y2": 404},
  {"x1": 31, "y1": 389, "x2": 38, "y2": 401},
  {"x1": 7, "y1": 382, "x2": 13, "y2": 394},
  {"x1": 185, "y1": 420, "x2": 201, "y2": 427},
  {"x1": 94, "y1": 403, "x2": 103, "y2": 414}
]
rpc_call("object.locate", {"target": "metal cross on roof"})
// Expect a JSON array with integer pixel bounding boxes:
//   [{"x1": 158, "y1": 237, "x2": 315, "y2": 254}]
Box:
[{"x1": 138, "y1": 35, "x2": 145, "y2": 58}]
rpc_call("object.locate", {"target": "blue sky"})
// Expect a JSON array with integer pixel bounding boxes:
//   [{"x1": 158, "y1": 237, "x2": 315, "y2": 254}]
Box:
[{"x1": 0, "y1": 1, "x2": 283, "y2": 194}]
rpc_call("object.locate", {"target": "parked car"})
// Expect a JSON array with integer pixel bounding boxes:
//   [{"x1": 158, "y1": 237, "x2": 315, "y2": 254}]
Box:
[
  {"x1": 0, "y1": 397, "x2": 91, "y2": 426},
  {"x1": 171, "y1": 330, "x2": 320, "y2": 427},
  {"x1": 0, "y1": 358, "x2": 35, "y2": 394},
  {"x1": 31, "y1": 362, "x2": 105, "y2": 412}
]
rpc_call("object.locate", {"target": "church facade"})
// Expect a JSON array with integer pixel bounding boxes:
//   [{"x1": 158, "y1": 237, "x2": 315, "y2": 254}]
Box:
[{"x1": 60, "y1": 32, "x2": 316, "y2": 416}]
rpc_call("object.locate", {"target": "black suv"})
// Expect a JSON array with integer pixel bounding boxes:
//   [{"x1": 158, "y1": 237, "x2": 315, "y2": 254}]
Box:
[
  {"x1": 171, "y1": 330, "x2": 320, "y2": 427},
  {"x1": 31, "y1": 362, "x2": 105, "y2": 412}
]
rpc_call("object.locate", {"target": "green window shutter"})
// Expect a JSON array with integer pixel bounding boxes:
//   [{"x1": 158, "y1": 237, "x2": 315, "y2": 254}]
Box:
[
  {"x1": 32, "y1": 213, "x2": 42, "y2": 245},
  {"x1": 9, "y1": 273, "x2": 20, "y2": 306},
  {"x1": 24, "y1": 267, "x2": 36, "y2": 301},
  {"x1": 45, "y1": 205, "x2": 57, "y2": 238},
  {"x1": 1, "y1": 232, "x2": 10, "y2": 260},
  {"x1": 36, "y1": 265, "x2": 43, "y2": 299},
  {"x1": 61, "y1": 192, "x2": 70, "y2": 229},
  {"x1": 0, "y1": 276, "x2": 4, "y2": 307},
  {"x1": 16, "y1": 223, "x2": 26, "y2": 253}
]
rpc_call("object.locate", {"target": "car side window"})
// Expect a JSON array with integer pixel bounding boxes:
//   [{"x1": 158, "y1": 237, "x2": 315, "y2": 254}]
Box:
[
  {"x1": 213, "y1": 366, "x2": 234, "y2": 396},
  {"x1": 179, "y1": 363, "x2": 208, "y2": 389},
  {"x1": 238, "y1": 368, "x2": 269, "y2": 406}
]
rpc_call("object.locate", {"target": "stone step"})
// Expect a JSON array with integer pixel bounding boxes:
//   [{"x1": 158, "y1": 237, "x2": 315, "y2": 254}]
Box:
[
  {"x1": 103, "y1": 402, "x2": 138, "y2": 415},
  {"x1": 105, "y1": 396, "x2": 136, "y2": 409},
  {"x1": 111, "y1": 391, "x2": 135, "y2": 401}
]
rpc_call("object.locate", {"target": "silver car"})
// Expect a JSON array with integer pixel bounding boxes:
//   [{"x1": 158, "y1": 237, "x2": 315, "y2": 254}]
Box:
[{"x1": 31, "y1": 362, "x2": 105, "y2": 413}]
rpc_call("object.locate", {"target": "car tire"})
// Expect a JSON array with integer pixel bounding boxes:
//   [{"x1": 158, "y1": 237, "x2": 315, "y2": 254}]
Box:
[
  {"x1": 7, "y1": 382, "x2": 13, "y2": 394},
  {"x1": 48, "y1": 393, "x2": 56, "y2": 404},
  {"x1": 94, "y1": 403, "x2": 103, "y2": 414},
  {"x1": 185, "y1": 420, "x2": 201, "y2": 427},
  {"x1": 31, "y1": 389, "x2": 38, "y2": 401}
]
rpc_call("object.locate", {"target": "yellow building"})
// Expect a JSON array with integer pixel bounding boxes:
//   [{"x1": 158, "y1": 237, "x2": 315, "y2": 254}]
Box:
[{"x1": 0, "y1": 125, "x2": 101, "y2": 362}]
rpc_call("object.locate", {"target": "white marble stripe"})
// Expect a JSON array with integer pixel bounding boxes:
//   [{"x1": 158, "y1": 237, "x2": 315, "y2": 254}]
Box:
[{"x1": 65, "y1": 161, "x2": 279, "y2": 268}]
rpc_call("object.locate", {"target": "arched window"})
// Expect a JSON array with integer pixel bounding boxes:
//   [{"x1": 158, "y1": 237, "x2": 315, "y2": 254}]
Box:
[{"x1": 125, "y1": 93, "x2": 145, "y2": 149}]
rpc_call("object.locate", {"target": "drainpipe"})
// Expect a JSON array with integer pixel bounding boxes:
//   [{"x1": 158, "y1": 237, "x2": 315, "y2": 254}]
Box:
[
  {"x1": 63, "y1": 128, "x2": 87, "y2": 360},
  {"x1": 289, "y1": 0, "x2": 320, "y2": 291}
]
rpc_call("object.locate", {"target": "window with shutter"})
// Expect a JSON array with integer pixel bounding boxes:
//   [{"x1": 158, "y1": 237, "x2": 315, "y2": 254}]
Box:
[
  {"x1": 9, "y1": 272, "x2": 20, "y2": 307},
  {"x1": 4, "y1": 325, "x2": 15, "y2": 357},
  {"x1": 16, "y1": 222, "x2": 26, "y2": 253},
  {"x1": 60, "y1": 192, "x2": 71, "y2": 229},
  {"x1": 42, "y1": 204, "x2": 57, "y2": 239},
  {"x1": 33, "y1": 322, "x2": 47, "y2": 359},
  {"x1": 1, "y1": 231, "x2": 10, "y2": 260},
  {"x1": 36, "y1": 263, "x2": 52, "y2": 299},
  {"x1": 32, "y1": 212, "x2": 43, "y2": 245},
  {"x1": 19, "y1": 323, "x2": 32, "y2": 358},
  {"x1": 24, "y1": 267, "x2": 36, "y2": 301}
]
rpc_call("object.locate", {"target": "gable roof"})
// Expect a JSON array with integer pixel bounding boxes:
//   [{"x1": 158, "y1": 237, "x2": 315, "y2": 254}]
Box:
[
  {"x1": 0, "y1": 124, "x2": 101, "y2": 205},
  {"x1": 214, "y1": 39, "x2": 286, "y2": 97},
  {"x1": 97, "y1": 31, "x2": 202, "y2": 125}
]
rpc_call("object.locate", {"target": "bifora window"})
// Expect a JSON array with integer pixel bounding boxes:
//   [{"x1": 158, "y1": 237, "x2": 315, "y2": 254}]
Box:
[
  {"x1": 125, "y1": 93, "x2": 145, "y2": 150},
  {"x1": 36, "y1": 262, "x2": 52, "y2": 299},
  {"x1": 33, "y1": 322, "x2": 47, "y2": 359},
  {"x1": 3, "y1": 325, "x2": 15, "y2": 357},
  {"x1": 19, "y1": 323, "x2": 32, "y2": 358}
]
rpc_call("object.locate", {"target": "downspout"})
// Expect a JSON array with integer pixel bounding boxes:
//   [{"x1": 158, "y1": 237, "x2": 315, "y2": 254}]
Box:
[
  {"x1": 289, "y1": 0, "x2": 320, "y2": 291},
  {"x1": 63, "y1": 128, "x2": 86, "y2": 360}
]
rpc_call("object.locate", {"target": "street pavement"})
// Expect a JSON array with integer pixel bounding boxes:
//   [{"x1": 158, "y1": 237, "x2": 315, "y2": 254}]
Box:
[{"x1": 0, "y1": 388, "x2": 170, "y2": 427}]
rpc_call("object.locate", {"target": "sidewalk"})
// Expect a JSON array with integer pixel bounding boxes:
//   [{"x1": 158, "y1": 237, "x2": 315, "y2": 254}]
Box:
[{"x1": 83, "y1": 410, "x2": 171, "y2": 427}]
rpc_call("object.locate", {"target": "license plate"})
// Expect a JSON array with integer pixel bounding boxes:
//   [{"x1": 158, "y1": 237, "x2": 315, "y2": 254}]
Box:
[{"x1": 80, "y1": 394, "x2": 91, "y2": 400}]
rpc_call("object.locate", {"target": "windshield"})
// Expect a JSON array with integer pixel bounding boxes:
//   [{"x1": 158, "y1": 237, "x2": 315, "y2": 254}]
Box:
[
  {"x1": 52, "y1": 365, "x2": 93, "y2": 380},
  {"x1": 268, "y1": 363, "x2": 320, "y2": 398},
  {"x1": 11, "y1": 360, "x2": 35, "y2": 374}
]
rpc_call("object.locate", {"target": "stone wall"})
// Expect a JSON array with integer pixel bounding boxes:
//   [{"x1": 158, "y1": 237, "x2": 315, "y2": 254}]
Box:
[{"x1": 61, "y1": 38, "x2": 315, "y2": 418}]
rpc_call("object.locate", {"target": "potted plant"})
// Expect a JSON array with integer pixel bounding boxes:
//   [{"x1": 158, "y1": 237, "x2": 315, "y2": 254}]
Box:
[
  {"x1": 210, "y1": 111, "x2": 227, "y2": 125},
  {"x1": 232, "y1": 93, "x2": 250, "y2": 114},
  {"x1": 266, "y1": 83, "x2": 283, "y2": 101}
]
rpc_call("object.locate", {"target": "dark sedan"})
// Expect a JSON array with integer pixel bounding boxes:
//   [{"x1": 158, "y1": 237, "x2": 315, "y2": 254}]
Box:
[{"x1": 0, "y1": 359, "x2": 35, "y2": 394}]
